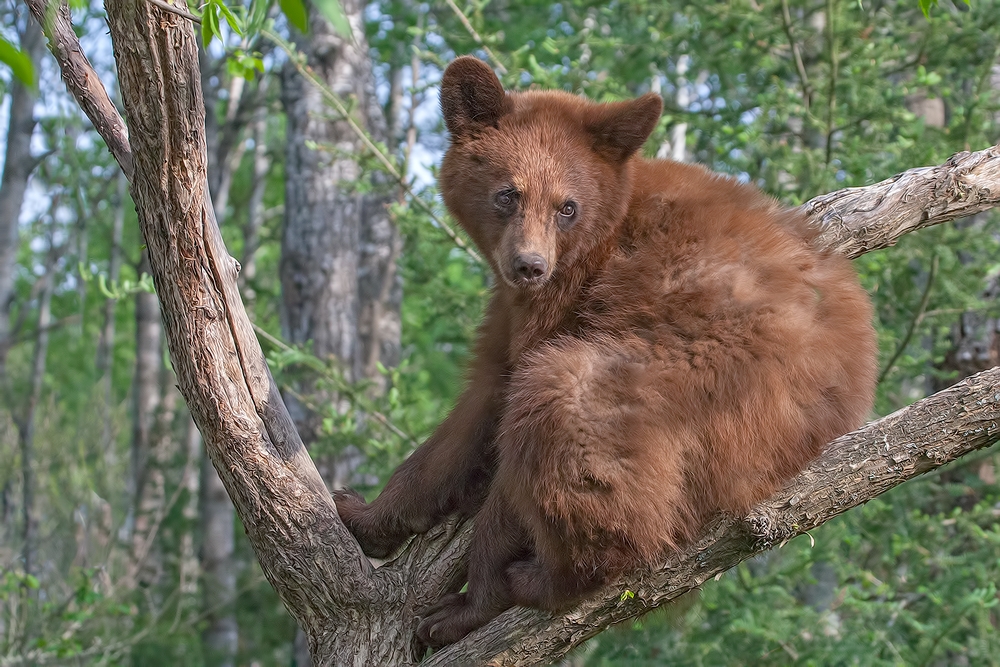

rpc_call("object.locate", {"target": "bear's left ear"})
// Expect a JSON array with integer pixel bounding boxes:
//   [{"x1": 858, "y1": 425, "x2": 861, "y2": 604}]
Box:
[
  {"x1": 585, "y1": 93, "x2": 663, "y2": 163},
  {"x1": 441, "y1": 56, "x2": 511, "y2": 139}
]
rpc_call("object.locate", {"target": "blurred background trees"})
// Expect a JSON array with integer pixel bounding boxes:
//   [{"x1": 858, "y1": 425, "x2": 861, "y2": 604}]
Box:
[{"x1": 0, "y1": 0, "x2": 998, "y2": 664}]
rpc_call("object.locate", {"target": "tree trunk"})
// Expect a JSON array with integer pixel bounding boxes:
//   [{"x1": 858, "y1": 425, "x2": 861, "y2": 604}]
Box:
[
  {"x1": 18, "y1": 237, "x2": 57, "y2": 583},
  {"x1": 127, "y1": 251, "x2": 162, "y2": 539},
  {"x1": 279, "y1": 0, "x2": 400, "y2": 490},
  {"x1": 0, "y1": 18, "x2": 45, "y2": 380},
  {"x1": 96, "y1": 172, "x2": 127, "y2": 464},
  {"x1": 36, "y1": 2, "x2": 1000, "y2": 661}
]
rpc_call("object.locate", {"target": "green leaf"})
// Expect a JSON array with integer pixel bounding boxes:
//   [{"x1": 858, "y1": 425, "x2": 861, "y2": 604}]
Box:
[
  {"x1": 202, "y1": 2, "x2": 221, "y2": 47},
  {"x1": 217, "y1": 1, "x2": 244, "y2": 36},
  {"x1": 247, "y1": 0, "x2": 269, "y2": 34},
  {"x1": 279, "y1": 0, "x2": 309, "y2": 33},
  {"x1": 918, "y1": 0, "x2": 936, "y2": 17},
  {"x1": 313, "y1": 0, "x2": 352, "y2": 38},
  {"x1": 0, "y1": 36, "x2": 35, "y2": 89}
]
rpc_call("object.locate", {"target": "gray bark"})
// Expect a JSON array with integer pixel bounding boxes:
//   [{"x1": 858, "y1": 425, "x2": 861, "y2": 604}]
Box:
[
  {"x1": 128, "y1": 251, "x2": 162, "y2": 532},
  {"x1": 36, "y1": 1, "x2": 1000, "y2": 660},
  {"x1": 0, "y1": 17, "x2": 45, "y2": 380},
  {"x1": 279, "y1": 0, "x2": 401, "y2": 494},
  {"x1": 200, "y1": 449, "x2": 238, "y2": 667}
]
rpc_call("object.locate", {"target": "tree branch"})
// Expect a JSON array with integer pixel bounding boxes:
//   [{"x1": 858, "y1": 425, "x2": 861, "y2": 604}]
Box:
[
  {"x1": 806, "y1": 144, "x2": 1000, "y2": 257},
  {"x1": 94, "y1": 1, "x2": 409, "y2": 661},
  {"x1": 24, "y1": 0, "x2": 133, "y2": 179},
  {"x1": 425, "y1": 365, "x2": 1000, "y2": 666}
]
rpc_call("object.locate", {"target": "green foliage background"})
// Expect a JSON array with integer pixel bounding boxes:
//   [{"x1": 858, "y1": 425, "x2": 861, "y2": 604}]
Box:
[{"x1": 1, "y1": 0, "x2": 999, "y2": 664}]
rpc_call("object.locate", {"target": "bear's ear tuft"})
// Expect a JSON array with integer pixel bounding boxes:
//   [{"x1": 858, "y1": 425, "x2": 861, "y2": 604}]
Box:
[
  {"x1": 441, "y1": 56, "x2": 511, "y2": 139},
  {"x1": 585, "y1": 93, "x2": 663, "y2": 163}
]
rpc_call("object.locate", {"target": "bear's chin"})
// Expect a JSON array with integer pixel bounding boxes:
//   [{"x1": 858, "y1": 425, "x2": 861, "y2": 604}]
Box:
[{"x1": 499, "y1": 273, "x2": 553, "y2": 292}]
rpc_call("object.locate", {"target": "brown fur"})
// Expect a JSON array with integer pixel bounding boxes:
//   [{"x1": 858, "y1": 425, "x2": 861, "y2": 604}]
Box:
[{"x1": 334, "y1": 56, "x2": 877, "y2": 647}]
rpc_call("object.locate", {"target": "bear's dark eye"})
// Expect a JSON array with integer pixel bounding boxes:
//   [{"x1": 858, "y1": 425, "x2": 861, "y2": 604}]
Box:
[
  {"x1": 557, "y1": 201, "x2": 578, "y2": 228},
  {"x1": 494, "y1": 188, "x2": 518, "y2": 211}
]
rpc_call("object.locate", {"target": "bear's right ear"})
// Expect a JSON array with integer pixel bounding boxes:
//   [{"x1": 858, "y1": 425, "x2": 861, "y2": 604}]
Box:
[{"x1": 441, "y1": 56, "x2": 511, "y2": 139}]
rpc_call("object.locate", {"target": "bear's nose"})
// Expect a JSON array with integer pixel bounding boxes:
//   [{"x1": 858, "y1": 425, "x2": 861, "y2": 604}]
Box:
[{"x1": 513, "y1": 254, "x2": 548, "y2": 280}]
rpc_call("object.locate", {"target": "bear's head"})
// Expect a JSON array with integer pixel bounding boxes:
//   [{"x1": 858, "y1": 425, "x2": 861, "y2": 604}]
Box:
[{"x1": 439, "y1": 56, "x2": 662, "y2": 291}]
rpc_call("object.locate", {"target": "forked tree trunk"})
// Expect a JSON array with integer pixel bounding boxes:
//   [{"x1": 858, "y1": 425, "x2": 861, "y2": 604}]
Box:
[{"x1": 35, "y1": 2, "x2": 1000, "y2": 664}]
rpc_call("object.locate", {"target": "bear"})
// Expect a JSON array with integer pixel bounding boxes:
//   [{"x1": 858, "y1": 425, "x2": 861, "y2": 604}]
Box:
[{"x1": 333, "y1": 55, "x2": 878, "y2": 647}]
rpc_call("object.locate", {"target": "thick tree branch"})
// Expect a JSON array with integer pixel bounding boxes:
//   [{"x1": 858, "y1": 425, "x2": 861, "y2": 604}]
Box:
[
  {"x1": 24, "y1": 0, "x2": 134, "y2": 179},
  {"x1": 424, "y1": 367, "x2": 1000, "y2": 666},
  {"x1": 806, "y1": 144, "x2": 1000, "y2": 257}
]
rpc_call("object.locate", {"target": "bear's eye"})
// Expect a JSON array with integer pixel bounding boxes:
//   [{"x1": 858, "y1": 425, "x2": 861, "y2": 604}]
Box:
[
  {"x1": 558, "y1": 201, "x2": 578, "y2": 220},
  {"x1": 494, "y1": 188, "x2": 518, "y2": 210}
]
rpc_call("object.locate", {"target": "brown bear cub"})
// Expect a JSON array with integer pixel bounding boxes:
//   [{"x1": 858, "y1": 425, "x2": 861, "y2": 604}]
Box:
[{"x1": 334, "y1": 56, "x2": 877, "y2": 646}]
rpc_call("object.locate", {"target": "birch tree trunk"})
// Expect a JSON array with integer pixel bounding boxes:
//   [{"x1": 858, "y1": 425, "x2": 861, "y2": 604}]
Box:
[{"x1": 34, "y1": 1, "x2": 1000, "y2": 663}]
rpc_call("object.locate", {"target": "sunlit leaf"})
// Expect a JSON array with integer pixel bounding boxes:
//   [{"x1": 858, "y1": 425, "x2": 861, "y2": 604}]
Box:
[
  {"x1": 313, "y1": 0, "x2": 352, "y2": 38},
  {"x1": 279, "y1": 0, "x2": 309, "y2": 33},
  {"x1": 0, "y1": 35, "x2": 35, "y2": 89}
]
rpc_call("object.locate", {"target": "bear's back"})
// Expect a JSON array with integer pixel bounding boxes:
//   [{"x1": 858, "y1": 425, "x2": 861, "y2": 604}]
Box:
[{"x1": 580, "y1": 159, "x2": 876, "y2": 513}]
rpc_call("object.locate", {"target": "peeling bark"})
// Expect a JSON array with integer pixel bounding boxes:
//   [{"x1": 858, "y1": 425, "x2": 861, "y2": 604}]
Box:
[{"x1": 806, "y1": 144, "x2": 1000, "y2": 257}]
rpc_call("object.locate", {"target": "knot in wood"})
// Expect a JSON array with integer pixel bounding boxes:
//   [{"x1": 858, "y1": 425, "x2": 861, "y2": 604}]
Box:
[{"x1": 745, "y1": 513, "x2": 772, "y2": 540}]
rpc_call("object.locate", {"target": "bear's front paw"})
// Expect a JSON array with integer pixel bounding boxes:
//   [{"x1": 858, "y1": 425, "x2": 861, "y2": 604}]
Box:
[
  {"x1": 416, "y1": 593, "x2": 482, "y2": 648},
  {"x1": 332, "y1": 489, "x2": 409, "y2": 559},
  {"x1": 332, "y1": 488, "x2": 368, "y2": 534}
]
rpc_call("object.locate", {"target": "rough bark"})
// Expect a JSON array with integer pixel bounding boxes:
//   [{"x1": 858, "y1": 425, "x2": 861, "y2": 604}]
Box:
[
  {"x1": 34, "y1": 2, "x2": 1000, "y2": 661},
  {"x1": 98, "y1": 3, "x2": 391, "y2": 664},
  {"x1": 196, "y1": 46, "x2": 266, "y2": 666},
  {"x1": 805, "y1": 144, "x2": 1000, "y2": 257},
  {"x1": 23, "y1": 0, "x2": 132, "y2": 178},
  {"x1": 0, "y1": 17, "x2": 45, "y2": 380},
  {"x1": 279, "y1": 0, "x2": 400, "y2": 488}
]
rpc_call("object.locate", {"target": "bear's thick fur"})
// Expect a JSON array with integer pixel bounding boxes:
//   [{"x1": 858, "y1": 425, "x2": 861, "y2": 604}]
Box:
[{"x1": 334, "y1": 56, "x2": 877, "y2": 646}]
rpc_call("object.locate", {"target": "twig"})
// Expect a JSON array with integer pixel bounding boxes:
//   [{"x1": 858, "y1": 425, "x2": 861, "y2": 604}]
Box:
[
  {"x1": 252, "y1": 322, "x2": 419, "y2": 446},
  {"x1": 442, "y1": 0, "x2": 507, "y2": 75},
  {"x1": 780, "y1": 0, "x2": 813, "y2": 112},
  {"x1": 264, "y1": 29, "x2": 484, "y2": 266},
  {"x1": 878, "y1": 253, "x2": 938, "y2": 383},
  {"x1": 147, "y1": 0, "x2": 200, "y2": 24}
]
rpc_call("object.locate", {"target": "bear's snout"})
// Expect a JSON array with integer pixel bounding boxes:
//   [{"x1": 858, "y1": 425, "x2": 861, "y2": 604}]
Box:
[{"x1": 512, "y1": 253, "x2": 549, "y2": 282}]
